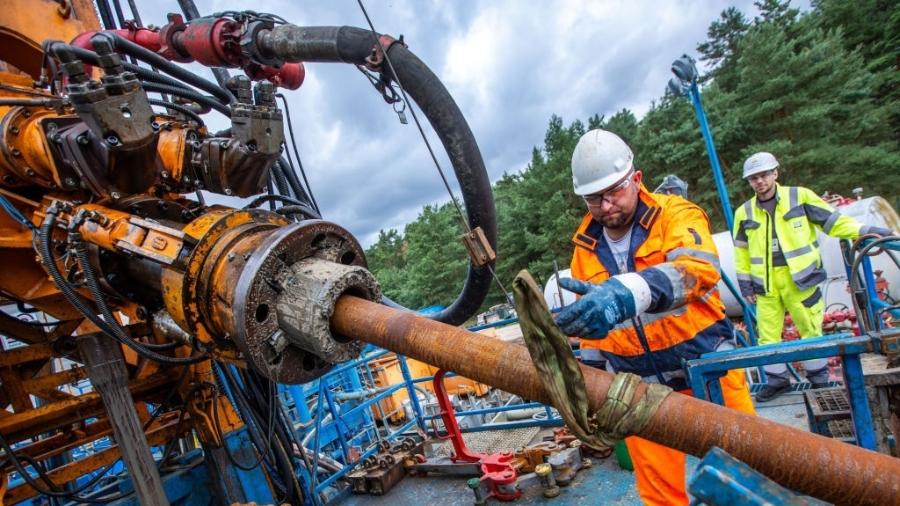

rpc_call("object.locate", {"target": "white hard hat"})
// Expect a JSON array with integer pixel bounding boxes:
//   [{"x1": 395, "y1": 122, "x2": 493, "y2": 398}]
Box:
[
  {"x1": 742, "y1": 152, "x2": 779, "y2": 179},
  {"x1": 571, "y1": 129, "x2": 634, "y2": 196}
]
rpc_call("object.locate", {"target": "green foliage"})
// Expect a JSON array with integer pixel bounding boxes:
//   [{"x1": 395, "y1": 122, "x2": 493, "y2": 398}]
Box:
[
  {"x1": 366, "y1": 0, "x2": 900, "y2": 315},
  {"x1": 697, "y1": 6, "x2": 750, "y2": 89}
]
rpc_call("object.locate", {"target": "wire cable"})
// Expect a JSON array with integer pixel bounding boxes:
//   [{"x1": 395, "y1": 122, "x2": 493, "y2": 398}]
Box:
[
  {"x1": 356, "y1": 0, "x2": 513, "y2": 305},
  {"x1": 276, "y1": 93, "x2": 320, "y2": 213}
]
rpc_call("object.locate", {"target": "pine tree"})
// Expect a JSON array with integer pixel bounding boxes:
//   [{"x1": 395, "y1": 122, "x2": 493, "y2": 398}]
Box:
[{"x1": 697, "y1": 7, "x2": 750, "y2": 90}]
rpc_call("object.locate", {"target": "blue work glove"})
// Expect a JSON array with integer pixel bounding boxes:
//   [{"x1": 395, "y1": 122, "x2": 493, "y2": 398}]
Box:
[{"x1": 555, "y1": 277, "x2": 639, "y2": 339}]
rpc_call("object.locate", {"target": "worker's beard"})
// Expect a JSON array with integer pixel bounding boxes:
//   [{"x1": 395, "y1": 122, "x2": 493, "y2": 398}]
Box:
[{"x1": 599, "y1": 213, "x2": 634, "y2": 229}]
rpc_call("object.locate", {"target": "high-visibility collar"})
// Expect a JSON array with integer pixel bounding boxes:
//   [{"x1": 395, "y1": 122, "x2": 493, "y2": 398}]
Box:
[{"x1": 572, "y1": 184, "x2": 662, "y2": 275}]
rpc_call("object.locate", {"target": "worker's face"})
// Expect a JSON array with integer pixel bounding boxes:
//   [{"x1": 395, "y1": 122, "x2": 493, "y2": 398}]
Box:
[
  {"x1": 583, "y1": 171, "x2": 642, "y2": 228},
  {"x1": 747, "y1": 169, "x2": 778, "y2": 197}
]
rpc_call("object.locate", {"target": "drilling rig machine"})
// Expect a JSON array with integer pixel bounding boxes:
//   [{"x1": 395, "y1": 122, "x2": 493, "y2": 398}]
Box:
[{"x1": 0, "y1": 1, "x2": 898, "y2": 505}]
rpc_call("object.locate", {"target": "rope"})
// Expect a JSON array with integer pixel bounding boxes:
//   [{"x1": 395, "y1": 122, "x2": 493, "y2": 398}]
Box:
[{"x1": 512, "y1": 270, "x2": 672, "y2": 449}]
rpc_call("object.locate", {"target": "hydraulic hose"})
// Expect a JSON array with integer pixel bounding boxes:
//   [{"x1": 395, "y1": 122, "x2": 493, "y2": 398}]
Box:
[
  {"x1": 256, "y1": 25, "x2": 497, "y2": 325},
  {"x1": 270, "y1": 160, "x2": 292, "y2": 196},
  {"x1": 94, "y1": 33, "x2": 235, "y2": 105},
  {"x1": 148, "y1": 98, "x2": 205, "y2": 126},
  {"x1": 140, "y1": 82, "x2": 231, "y2": 117},
  {"x1": 44, "y1": 41, "x2": 229, "y2": 116},
  {"x1": 38, "y1": 208, "x2": 206, "y2": 365}
]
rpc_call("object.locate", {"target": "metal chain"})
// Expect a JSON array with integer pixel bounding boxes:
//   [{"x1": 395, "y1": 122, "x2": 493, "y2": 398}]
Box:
[{"x1": 356, "y1": 0, "x2": 514, "y2": 307}]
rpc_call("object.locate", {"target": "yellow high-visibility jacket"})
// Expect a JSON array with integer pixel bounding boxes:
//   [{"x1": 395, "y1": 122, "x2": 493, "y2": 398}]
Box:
[{"x1": 732, "y1": 185, "x2": 871, "y2": 299}]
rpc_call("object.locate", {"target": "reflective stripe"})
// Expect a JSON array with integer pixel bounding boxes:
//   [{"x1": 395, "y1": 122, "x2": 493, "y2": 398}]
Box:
[
  {"x1": 791, "y1": 261, "x2": 823, "y2": 289},
  {"x1": 657, "y1": 264, "x2": 686, "y2": 307},
  {"x1": 743, "y1": 201, "x2": 753, "y2": 219},
  {"x1": 581, "y1": 348, "x2": 604, "y2": 362},
  {"x1": 611, "y1": 288, "x2": 716, "y2": 332},
  {"x1": 750, "y1": 275, "x2": 765, "y2": 289},
  {"x1": 666, "y1": 247, "x2": 721, "y2": 269},
  {"x1": 736, "y1": 273, "x2": 751, "y2": 282},
  {"x1": 783, "y1": 244, "x2": 813, "y2": 260},
  {"x1": 823, "y1": 211, "x2": 841, "y2": 234},
  {"x1": 788, "y1": 186, "x2": 798, "y2": 209},
  {"x1": 801, "y1": 287, "x2": 823, "y2": 308},
  {"x1": 733, "y1": 239, "x2": 748, "y2": 248},
  {"x1": 750, "y1": 257, "x2": 764, "y2": 265}
]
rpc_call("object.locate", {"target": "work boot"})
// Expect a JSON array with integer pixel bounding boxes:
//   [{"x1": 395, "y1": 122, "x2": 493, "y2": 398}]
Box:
[
  {"x1": 755, "y1": 382, "x2": 792, "y2": 402},
  {"x1": 805, "y1": 367, "x2": 831, "y2": 389}
]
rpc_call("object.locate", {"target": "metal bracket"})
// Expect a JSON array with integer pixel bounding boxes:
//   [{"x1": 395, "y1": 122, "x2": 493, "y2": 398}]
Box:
[{"x1": 461, "y1": 226, "x2": 496, "y2": 267}]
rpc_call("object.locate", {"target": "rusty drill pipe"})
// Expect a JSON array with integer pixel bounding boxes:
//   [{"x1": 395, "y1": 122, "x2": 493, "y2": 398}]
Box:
[{"x1": 331, "y1": 295, "x2": 900, "y2": 506}]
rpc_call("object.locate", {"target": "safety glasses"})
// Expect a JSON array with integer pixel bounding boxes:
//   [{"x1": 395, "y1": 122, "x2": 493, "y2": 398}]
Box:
[{"x1": 583, "y1": 173, "x2": 633, "y2": 206}]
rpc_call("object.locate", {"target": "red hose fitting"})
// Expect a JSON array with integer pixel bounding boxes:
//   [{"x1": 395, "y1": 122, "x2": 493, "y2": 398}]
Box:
[
  {"x1": 245, "y1": 62, "x2": 305, "y2": 90},
  {"x1": 70, "y1": 27, "x2": 162, "y2": 52},
  {"x1": 177, "y1": 16, "x2": 244, "y2": 67},
  {"x1": 69, "y1": 14, "x2": 305, "y2": 90}
]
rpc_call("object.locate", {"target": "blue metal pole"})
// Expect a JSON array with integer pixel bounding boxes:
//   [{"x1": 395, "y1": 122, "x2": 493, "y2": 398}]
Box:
[
  {"x1": 322, "y1": 385, "x2": 351, "y2": 462},
  {"x1": 688, "y1": 81, "x2": 734, "y2": 232},
  {"x1": 397, "y1": 354, "x2": 426, "y2": 431},
  {"x1": 841, "y1": 353, "x2": 877, "y2": 450},
  {"x1": 287, "y1": 385, "x2": 312, "y2": 425},
  {"x1": 860, "y1": 256, "x2": 883, "y2": 331}
]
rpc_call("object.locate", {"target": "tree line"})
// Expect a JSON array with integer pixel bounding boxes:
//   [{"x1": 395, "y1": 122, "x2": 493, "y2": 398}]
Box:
[{"x1": 366, "y1": 0, "x2": 900, "y2": 317}]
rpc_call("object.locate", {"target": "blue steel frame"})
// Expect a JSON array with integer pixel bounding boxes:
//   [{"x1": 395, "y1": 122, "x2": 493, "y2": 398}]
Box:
[
  {"x1": 277, "y1": 337, "x2": 564, "y2": 502},
  {"x1": 688, "y1": 447, "x2": 811, "y2": 505},
  {"x1": 685, "y1": 333, "x2": 880, "y2": 450}
]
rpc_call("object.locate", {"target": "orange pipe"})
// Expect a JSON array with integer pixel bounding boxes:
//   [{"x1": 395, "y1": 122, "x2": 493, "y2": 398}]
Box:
[{"x1": 332, "y1": 295, "x2": 900, "y2": 506}]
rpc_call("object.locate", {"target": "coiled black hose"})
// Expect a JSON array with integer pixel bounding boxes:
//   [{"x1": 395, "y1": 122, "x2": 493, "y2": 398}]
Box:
[{"x1": 257, "y1": 25, "x2": 497, "y2": 325}]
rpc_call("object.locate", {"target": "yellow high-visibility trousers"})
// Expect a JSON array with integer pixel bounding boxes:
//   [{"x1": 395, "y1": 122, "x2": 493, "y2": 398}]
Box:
[{"x1": 756, "y1": 266, "x2": 826, "y2": 375}]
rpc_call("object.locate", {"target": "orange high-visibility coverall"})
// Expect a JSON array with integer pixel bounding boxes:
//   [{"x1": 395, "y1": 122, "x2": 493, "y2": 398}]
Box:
[{"x1": 570, "y1": 185, "x2": 755, "y2": 505}]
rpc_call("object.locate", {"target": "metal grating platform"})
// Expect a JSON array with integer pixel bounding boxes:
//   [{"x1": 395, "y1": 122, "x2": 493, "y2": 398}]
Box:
[
  {"x1": 826, "y1": 419, "x2": 856, "y2": 442},
  {"x1": 810, "y1": 388, "x2": 850, "y2": 414},
  {"x1": 429, "y1": 427, "x2": 541, "y2": 458}
]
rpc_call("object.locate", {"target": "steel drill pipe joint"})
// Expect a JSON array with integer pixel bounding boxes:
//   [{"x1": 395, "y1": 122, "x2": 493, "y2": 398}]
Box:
[{"x1": 331, "y1": 295, "x2": 900, "y2": 506}]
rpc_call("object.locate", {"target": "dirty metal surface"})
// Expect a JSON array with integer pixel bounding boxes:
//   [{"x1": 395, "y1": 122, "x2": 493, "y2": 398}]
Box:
[
  {"x1": 340, "y1": 454, "x2": 642, "y2": 506},
  {"x1": 332, "y1": 295, "x2": 900, "y2": 506},
  {"x1": 231, "y1": 221, "x2": 370, "y2": 383}
]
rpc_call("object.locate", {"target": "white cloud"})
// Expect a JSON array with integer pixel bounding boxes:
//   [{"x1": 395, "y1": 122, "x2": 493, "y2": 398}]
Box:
[{"x1": 128, "y1": 0, "x2": 770, "y2": 247}]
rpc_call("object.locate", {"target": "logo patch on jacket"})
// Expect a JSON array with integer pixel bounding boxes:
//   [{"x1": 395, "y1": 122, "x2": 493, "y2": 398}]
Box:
[{"x1": 792, "y1": 220, "x2": 803, "y2": 229}]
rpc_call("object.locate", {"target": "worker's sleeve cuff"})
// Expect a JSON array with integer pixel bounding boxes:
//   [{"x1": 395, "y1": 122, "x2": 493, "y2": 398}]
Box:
[
  {"x1": 634, "y1": 266, "x2": 681, "y2": 313},
  {"x1": 615, "y1": 272, "x2": 652, "y2": 316}
]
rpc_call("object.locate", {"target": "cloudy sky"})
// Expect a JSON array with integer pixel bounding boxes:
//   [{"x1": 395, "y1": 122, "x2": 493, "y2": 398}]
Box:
[{"x1": 137, "y1": 0, "x2": 776, "y2": 247}]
